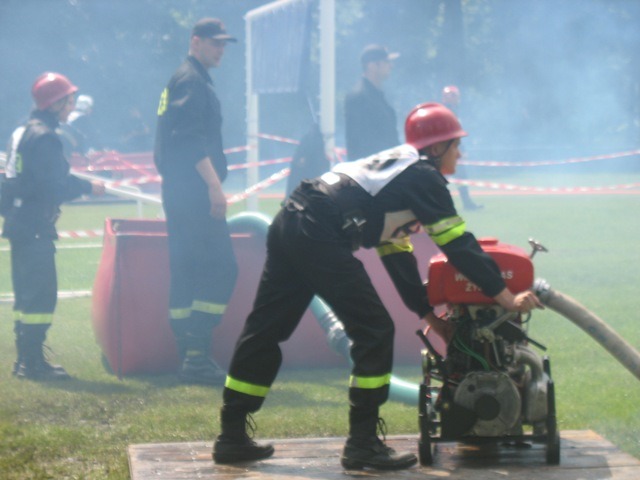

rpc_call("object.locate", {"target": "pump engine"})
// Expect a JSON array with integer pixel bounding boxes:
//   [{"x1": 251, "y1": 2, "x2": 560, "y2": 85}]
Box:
[{"x1": 418, "y1": 238, "x2": 559, "y2": 465}]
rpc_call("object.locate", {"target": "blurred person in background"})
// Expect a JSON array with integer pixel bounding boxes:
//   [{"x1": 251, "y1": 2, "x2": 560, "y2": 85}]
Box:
[
  {"x1": 58, "y1": 94, "x2": 104, "y2": 157},
  {"x1": 213, "y1": 102, "x2": 542, "y2": 469},
  {"x1": 344, "y1": 44, "x2": 400, "y2": 161},
  {"x1": 0, "y1": 72, "x2": 105, "y2": 380},
  {"x1": 441, "y1": 85, "x2": 483, "y2": 211},
  {"x1": 154, "y1": 18, "x2": 238, "y2": 386},
  {"x1": 118, "y1": 106, "x2": 152, "y2": 153}
]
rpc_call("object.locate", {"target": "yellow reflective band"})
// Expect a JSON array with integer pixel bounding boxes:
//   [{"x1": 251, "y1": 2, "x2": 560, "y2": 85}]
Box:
[
  {"x1": 349, "y1": 373, "x2": 392, "y2": 389},
  {"x1": 170, "y1": 308, "x2": 191, "y2": 320},
  {"x1": 225, "y1": 376, "x2": 270, "y2": 398},
  {"x1": 13, "y1": 311, "x2": 22, "y2": 321},
  {"x1": 157, "y1": 88, "x2": 168, "y2": 116},
  {"x1": 425, "y1": 216, "x2": 466, "y2": 246},
  {"x1": 21, "y1": 313, "x2": 53, "y2": 325},
  {"x1": 192, "y1": 300, "x2": 226, "y2": 315},
  {"x1": 376, "y1": 237, "x2": 414, "y2": 257}
]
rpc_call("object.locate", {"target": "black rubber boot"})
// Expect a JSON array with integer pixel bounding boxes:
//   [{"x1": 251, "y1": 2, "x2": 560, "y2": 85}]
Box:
[
  {"x1": 173, "y1": 315, "x2": 226, "y2": 386},
  {"x1": 16, "y1": 324, "x2": 71, "y2": 381},
  {"x1": 179, "y1": 352, "x2": 226, "y2": 386},
  {"x1": 213, "y1": 409, "x2": 274, "y2": 464},
  {"x1": 341, "y1": 413, "x2": 417, "y2": 470}
]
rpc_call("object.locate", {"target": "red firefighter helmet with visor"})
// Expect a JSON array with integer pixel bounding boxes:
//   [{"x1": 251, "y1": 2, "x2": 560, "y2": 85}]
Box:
[
  {"x1": 31, "y1": 72, "x2": 78, "y2": 110},
  {"x1": 404, "y1": 102, "x2": 467, "y2": 151}
]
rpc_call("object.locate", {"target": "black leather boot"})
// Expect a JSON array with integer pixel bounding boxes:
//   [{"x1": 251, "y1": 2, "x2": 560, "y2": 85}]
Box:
[
  {"x1": 213, "y1": 409, "x2": 274, "y2": 464},
  {"x1": 341, "y1": 414, "x2": 417, "y2": 470},
  {"x1": 16, "y1": 324, "x2": 71, "y2": 381}
]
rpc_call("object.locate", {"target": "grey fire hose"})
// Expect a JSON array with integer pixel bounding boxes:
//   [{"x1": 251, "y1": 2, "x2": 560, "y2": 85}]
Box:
[
  {"x1": 228, "y1": 212, "x2": 420, "y2": 405},
  {"x1": 534, "y1": 279, "x2": 640, "y2": 382}
]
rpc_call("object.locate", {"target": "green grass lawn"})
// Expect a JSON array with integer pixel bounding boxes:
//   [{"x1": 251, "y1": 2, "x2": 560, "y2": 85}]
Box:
[{"x1": 1, "y1": 174, "x2": 640, "y2": 479}]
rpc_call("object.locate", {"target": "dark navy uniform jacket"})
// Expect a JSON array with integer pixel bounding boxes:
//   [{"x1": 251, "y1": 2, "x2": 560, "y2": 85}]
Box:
[
  {"x1": 344, "y1": 77, "x2": 399, "y2": 161},
  {"x1": 154, "y1": 55, "x2": 228, "y2": 207},
  {"x1": 1, "y1": 109, "x2": 92, "y2": 241},
  {"x1": 292, "y1": 144, "x2": 506, "y2": 317}
]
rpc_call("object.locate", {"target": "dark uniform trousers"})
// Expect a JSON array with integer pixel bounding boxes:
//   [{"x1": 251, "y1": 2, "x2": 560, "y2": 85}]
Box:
[
  {"x1": 164, "y1": 198, "x2": 238, "y2": 352},
  {"x1": 224, "y1": 198, "x2": 394, "y2": 417},
  {"x1": 10, "y1": 237, "x2": 58, "y2": 358},
  {"x1": 10, "y1": 237, "x2": 57, "y2": 319}
]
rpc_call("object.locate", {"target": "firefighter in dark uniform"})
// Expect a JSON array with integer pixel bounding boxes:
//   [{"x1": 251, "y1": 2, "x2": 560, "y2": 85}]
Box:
[
  {"x1": 345, "y1": 44, "x2": 400, "y2": 161},
  {"x1": 213, "y1": 103, "x2": 543, "y2": 469},
  {"x1": 0, "y1": 72, "x2": 105, "y2": 380},
  {"x1": 154, "y1": 18, "x2": 238, "y2": 386}
]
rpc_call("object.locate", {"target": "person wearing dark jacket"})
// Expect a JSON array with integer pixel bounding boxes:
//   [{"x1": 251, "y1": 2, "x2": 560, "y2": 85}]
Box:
[
  {"x1": 154, "y1": 18, "x2": 238, "y2": 386},
  {"x1": 212, "y1": 103, "x2": 543, "y2": 470},
  {"x1": 344, "y1": 44, "x2": 400, "y2": 161},
  {"x1": 1, "y1": 72, "x2": 105, "y2": 380}
]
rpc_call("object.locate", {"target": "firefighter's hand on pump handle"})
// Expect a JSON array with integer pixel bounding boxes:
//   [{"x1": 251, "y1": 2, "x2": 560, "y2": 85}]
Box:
[
  {"x1": 494, "y1": 288, "x2": 544, "y2": 313},
  {"x1": 423, "y1": 288, "x2": 543, "y2": 344}
]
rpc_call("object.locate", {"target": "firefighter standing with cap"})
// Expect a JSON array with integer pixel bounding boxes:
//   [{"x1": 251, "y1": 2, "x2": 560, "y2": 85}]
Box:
[
  {"x1": 154, "y1": 18, "x2": 238, "y2": 386},
  {"x1": 213, "y1": 103, "x2": 542, "y2": 469},
  {"x1": 345, "y1": 44, "x2": 400, "y2": 161},
  {"x1": 0, "y1": 72, "x2": 105, "y2": 380}
]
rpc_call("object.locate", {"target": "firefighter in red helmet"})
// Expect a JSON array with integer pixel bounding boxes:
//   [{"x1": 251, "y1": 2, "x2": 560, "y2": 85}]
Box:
[
  {"x1": 213, "y1": 102, "x2": 542, "y2": 470},
  {"x1": 0, "y1": 72, "x2": 105, "y2": 380}
]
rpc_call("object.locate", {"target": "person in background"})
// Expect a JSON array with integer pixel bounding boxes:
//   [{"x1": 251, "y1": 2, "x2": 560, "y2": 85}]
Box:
[
  {"x1": 441, "y1": 85, "x2": 483, "y2": 211},
  {"x1": 119, "y1": 106, "x2": 152, "y2": 153},
  {"x1": 153, "y1": 17, "x2": 238, "y2": 386},
  {"x1": 58, "y1": 94, "x2": 104, "y2": 157},
  {"x1": 344, "y1": 44, "x2": 400, "y2": 161},
  {"x1": 212, "y1": 103, "x2": 542, "y2": 469},
  {"x1": 0, "y1": 72, "x2": 105, "y2": 380}
]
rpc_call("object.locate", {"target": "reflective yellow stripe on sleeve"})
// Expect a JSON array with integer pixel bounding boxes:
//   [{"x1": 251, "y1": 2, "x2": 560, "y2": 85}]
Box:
[
  {"x1": 21, "y1": 313, "x2": 54, "y2": 325},
  {"x1": 349, "y1": 373, "x2": 392, "y2": 389},
  {"x1": 376, "y1": 237, "x2": 414, "y2": 257},
  {"x1": 192, "y1": 300, "x2": 226, "y2": 315},
  {"x1": 424, "y1": 216, "x2": 466, "y2": 246},
  {"x1": 225, "y1": 376, "x2": 270, "y2": 398},
  {"x1": 170, "y1": 308, "x2": 191, "y2": 320}
]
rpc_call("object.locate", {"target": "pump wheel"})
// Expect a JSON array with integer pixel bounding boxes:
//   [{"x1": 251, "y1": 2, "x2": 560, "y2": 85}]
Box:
[
  {"x1": 545, "y1": 379, "x2": 560, "y2": 465},
  {"x1": 419, "y1": 436, "x2": 433, "y2": 466}
]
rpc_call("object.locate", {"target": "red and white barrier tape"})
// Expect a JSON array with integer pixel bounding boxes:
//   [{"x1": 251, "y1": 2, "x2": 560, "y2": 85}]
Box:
[
  {"x1": 450, "y1": 178, "x2": 640, "y2": 193},
  {"x1": 58, "y1": 229, "x2": 104, "y2": 239},
  {"x1": 228, "y1": 156, "x2": 292, "y2": 171},
  {"x1": 459, "y1": 149, "x2": 640, "y2": 167},
  {"x1": 227, "y1": 167, "x2": 291, "y2": 204},
  {"x1": 257, "y1": 133, "x2": 300, "y2": 145}
]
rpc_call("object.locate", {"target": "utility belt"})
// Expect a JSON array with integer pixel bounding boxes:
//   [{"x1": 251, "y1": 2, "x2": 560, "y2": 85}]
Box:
[{"x1": 288, "y1": 179, "x2": 367, "y2": 251}]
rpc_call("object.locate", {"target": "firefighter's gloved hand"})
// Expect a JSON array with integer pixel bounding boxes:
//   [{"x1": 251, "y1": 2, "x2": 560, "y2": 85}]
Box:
[{"x1": 423, "y1": 311, "x2": 455, "y2": 344}]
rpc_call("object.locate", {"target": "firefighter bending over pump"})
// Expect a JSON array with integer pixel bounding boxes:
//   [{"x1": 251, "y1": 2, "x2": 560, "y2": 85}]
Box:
[{"x1": 212, "y1": 102, "x2": 542, "y2": 471}]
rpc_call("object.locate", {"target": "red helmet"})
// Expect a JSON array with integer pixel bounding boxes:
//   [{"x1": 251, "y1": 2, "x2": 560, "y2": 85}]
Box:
[
  {"x1": 404, "y1": 102, "x2": 467, "y2": 150},
  {"x1": 442, "y1": 85, "x2": 460, "y2": 106},
  {"x1": 31, "y1": 72, "x2": 78, "y2": 110}
]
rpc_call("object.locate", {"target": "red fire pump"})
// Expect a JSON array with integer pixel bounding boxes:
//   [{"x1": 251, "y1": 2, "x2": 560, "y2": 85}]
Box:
[{"x1": 417, "y1": 238, "x2": 560, "y2": 465}]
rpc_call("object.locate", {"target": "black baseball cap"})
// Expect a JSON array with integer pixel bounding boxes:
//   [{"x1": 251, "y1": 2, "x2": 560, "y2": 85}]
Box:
[
  {"x1": 360, "y1": 44, "x2": 399, "y2": 67},
  {"x1": 192, "y1": 18, "x2": 237, "y2": 43}
]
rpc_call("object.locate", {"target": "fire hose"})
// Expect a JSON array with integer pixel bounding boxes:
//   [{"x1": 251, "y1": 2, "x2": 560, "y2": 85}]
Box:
[{"x1": 534, "y1": 279, "x2": 640, "y2": 382}]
